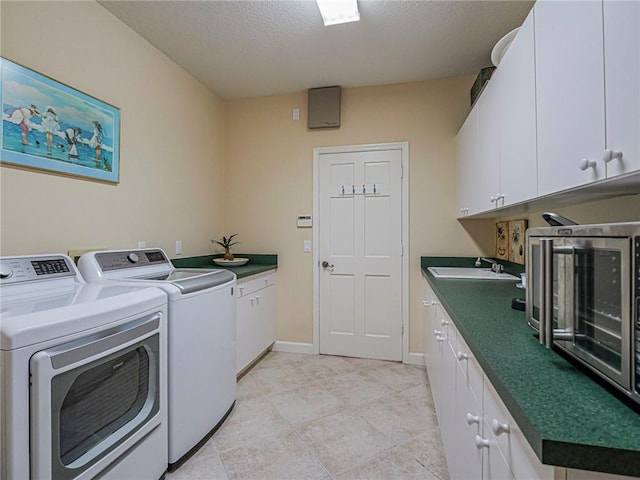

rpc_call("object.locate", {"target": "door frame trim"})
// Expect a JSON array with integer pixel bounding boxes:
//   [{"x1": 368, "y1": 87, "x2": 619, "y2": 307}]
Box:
[{"x1": 312, "y1": 142, "x2": 410, "y2": 362}]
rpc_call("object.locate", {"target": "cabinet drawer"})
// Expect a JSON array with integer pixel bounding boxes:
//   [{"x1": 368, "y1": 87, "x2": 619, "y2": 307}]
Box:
[
  {"x1": 483, "y1": 376, "x2": 554, "y2": 480},
  {"x1": 236, "y1": 271, "x2": 277, "y2": 298},
  {"x1": 456, "y1": 332, "x2": 483, "y2": 401},
  {"x1": 436, "y1": 307, "x2": 456, "y2": 353}
]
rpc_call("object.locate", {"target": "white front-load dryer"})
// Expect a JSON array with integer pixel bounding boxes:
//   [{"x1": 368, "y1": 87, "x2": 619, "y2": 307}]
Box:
[{"x1": 0, "y1": 254, "x2": 168, "y2": 480}]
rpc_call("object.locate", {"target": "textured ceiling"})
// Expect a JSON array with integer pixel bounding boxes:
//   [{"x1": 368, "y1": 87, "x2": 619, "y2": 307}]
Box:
[{"x1": 99, "y1": 0, "x2": 534, "y2": 99}]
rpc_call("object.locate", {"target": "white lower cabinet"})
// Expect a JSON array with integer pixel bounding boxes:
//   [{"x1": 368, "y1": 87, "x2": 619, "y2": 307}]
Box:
[
  {"x1": 423, "y1": 277, "x2": 640, "y2": 480},
  {"x1": 423, "y1": 278, "x2": 552, "y2": 479},
  {"x1": 235, "y1": 271, "x2": 276, "y2": 374},
  {"x1": 483, "y1": 377, "x2": 553, "y2": 480},
  {"x1": 453, "y1": 340, "x2": 483, "y2": 480}
]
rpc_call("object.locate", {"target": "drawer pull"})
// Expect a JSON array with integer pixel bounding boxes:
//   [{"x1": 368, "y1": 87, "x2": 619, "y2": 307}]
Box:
[
  {"x1": 603, "y1": 149, "x2": 623, "y2": 164},
  {"x1": 466, "y1": 412, "x2": 481, "y2": 425},
  {"x1": 457, "y1": 352, "x2": 468, "y2": 361},
  {"x1": 474, "y1": 435, "x2": 490, "y2": 449},
  {"x1": 491, "y1": 418, "x2": 510, "y2": 436},
  {"x1": 440, "y1": 319, "x2": 449, "y2": 326},
  {"x1": 579, "y1": 158, "x2": 597, "y2": 171}
]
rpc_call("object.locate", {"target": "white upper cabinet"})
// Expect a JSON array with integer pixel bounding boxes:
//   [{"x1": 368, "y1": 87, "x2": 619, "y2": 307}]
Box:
[
  {"x1": 457, "y1": 8, "x2": 537, "y2": 217},
  {"x1": 535, "y1": 0, "x2": 606, "y2": 195},
  {"x1": 603, "y1": 0, "x2": 640, "y2": 178},
  {"x1": 497, "y1": 9, "x2": 537, "y2": 206},
  {"x1": 457, "y1": 107, "x2": 478, "y2": 217},
  {"x1": 475, "y1": 76, "x2": 502, "y2": 214},
  {"x1": 456, "y1": 0, "x2": 639, "y2": 217}
]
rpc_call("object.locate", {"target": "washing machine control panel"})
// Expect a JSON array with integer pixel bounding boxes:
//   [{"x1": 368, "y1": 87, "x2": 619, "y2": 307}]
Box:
[
  {"x1": 0, "y1": 255, "x2": 76, "y2": 284},
  {"x1": 96, "y1": 249, "x2": 170, "y2": 272}
]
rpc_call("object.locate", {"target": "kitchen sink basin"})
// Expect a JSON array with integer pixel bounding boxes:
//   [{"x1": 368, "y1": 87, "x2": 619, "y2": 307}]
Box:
[{"x1": 427, "y1": 267, "x2": 518, "y2": 280}]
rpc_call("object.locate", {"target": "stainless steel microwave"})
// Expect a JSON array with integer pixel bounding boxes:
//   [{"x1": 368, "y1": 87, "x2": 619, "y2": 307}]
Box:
[{"x1": 526, "y1": 222, "x2": 640, "y2": 404}]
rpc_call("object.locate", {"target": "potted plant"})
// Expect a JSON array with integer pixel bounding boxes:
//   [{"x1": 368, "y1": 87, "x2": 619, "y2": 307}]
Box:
[{"x1": 211, "y1": 234, "x2": 240, "y2": 261}]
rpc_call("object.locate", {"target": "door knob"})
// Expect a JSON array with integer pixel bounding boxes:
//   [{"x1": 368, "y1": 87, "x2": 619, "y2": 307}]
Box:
[{"x1": 321, "y1": 261, "x2": 334, "y2": 269}]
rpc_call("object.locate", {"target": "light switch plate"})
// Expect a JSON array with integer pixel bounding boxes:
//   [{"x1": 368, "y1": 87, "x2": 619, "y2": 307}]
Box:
[{"x1": 304, "y1": 240, "x2": 311, "y2": 252}]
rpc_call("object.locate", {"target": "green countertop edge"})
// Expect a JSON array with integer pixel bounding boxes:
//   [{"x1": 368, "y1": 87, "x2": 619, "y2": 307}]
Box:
[
  {"x1": 421, "y1": 256, "x2": 640, "y2": 478},
  {"x1": 171, "y1": 253, "x2": 277, "y2": 279}
]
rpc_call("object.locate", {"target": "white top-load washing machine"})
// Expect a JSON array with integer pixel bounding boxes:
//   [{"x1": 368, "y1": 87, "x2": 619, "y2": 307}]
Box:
[
  {"x1": 77, "y1": 248, "x2": 236, "y2": 470},
  {"x1": 0, "y1": 254, "x2": 168, "y2": 480}
]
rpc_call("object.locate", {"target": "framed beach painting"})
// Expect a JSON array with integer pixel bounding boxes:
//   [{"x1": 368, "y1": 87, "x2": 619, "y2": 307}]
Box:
[{"x1": 0, "y1": 58, "x2": 120, "y2": 183}]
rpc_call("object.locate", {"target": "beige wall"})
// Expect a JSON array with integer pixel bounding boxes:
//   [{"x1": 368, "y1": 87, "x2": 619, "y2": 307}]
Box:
[
  {"x1": 460, "y1": 195, "x2": 640, "y2": 259},
  {"x1": 0, "y1": 1, "x2": 225, "y2": 257},
  {"x1": 496, "y1": 195, "x2": 640, "y2": 227},
  {"x1": 2, "y1": 1, "x2": 636, "y2": 358},
  {"x1": 224, "y1": 78, "x2": 485, "y2": 353}
]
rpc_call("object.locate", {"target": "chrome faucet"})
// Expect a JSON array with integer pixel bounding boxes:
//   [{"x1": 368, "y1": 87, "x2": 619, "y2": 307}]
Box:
[{"x1": 475, "y1": 257, "x2": 504, "y2": 273}]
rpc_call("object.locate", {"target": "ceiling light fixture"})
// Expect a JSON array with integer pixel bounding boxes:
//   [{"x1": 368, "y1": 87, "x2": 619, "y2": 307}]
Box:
[{"x1": 315, "y1": 0, "x2": 360, "y2": 26}]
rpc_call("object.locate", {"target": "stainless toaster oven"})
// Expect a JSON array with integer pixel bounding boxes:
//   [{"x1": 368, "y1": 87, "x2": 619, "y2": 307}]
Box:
[{"x1": 526, "y1": 222, "x2": 640, "y2": 404}]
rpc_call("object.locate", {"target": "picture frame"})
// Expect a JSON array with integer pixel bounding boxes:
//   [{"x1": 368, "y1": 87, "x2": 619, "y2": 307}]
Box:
[
  {"x1": 1, "y1": 58, "x2": 120, "y2": 184},
  {"x1": 508, "y1": 219, "x2": 528, "y2": 264},
  {"x1": 495, "y1": 221, "x2": 509, "y2": 260}
]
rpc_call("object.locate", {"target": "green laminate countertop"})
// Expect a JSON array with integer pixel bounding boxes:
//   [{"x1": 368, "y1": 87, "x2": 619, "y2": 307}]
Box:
[
  {"x1": 171, "y1": 253, "x2": 277, "y2": 279},
  {"x1": 421, "y1": 256, "x2": 640, "y2": 478}
]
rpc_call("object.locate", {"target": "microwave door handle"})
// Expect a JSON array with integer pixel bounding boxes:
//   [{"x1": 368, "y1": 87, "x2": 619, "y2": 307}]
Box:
[
  {"x1": 548, "y1": 245, "x2": 577, "y2": 343},
  {"x1": 540, "y1": 239, "x2": 555, "y2": 348}
]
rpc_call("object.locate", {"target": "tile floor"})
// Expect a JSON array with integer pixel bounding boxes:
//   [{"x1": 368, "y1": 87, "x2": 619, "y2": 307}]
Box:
[{"x1": 167, "y1": 352, "x2": 449, "y2": 480}]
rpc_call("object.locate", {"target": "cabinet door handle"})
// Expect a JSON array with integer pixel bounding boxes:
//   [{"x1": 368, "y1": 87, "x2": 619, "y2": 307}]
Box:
[
  {"x1": 440, "y1": 319, "x2": 449, "y2": 326},
  {"x1": 466, "y1": 412, "x2": 481, "y2": 425},
  {"x1": 255, "y1": 294, "x2": 260, "y2": 304},
  {"x1": 457, "y1": 351, "x2": 468, "y2": 361},
  {"x1": 474, "y1": 435, "x2": 490, "y2": 449},
  {"x1": 491, "y1": 418, "x2": 511, "y2": 436},
  {"x1": 579, "y1": 158, "x2": 597, "y2": 171},
  {"x1": 435, "y1": 334, "x2": 446, "y2": 343},
  {"x1": 239, "y1": 285, "x2": 245, "y2": 291},
  {"x1": 250, "y1": 297, "x2": 255, "y2": 306},
  {"x1": 603, "y1": 149, "x2": 623, "y2": 163}
]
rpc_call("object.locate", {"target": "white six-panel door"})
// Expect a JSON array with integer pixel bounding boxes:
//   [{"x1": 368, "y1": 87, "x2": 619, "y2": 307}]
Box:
[{"x1": 317, "y1": 147, "x2": 403, "y2": 361}]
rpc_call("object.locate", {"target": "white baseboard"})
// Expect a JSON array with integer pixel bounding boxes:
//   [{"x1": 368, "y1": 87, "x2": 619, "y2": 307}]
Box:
[
  {"x1": 405, "y1": 352, "x2": 425, "y2": 366},
  {"x1": 272, "y1": 341, "x2": 315, "y2": 355},
  {"x1": 273, "y1": 342, "x2": 424, "y2": 364}
]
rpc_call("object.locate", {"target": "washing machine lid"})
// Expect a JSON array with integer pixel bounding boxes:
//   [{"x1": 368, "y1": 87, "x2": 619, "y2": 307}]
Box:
[
  {"x1": 131, "y1": 268, "x2": 235, "y2": 293},
  {"x1": 78, "y1": 249, "x2": 235, "y2": 294},
  {"x1": 0, "y1": 282, "x2": 166, "y2": 350}
]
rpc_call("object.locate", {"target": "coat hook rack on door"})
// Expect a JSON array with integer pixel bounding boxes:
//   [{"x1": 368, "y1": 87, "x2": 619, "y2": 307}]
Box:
[{"x1": 339, "y1": 184, "x2": 380, "y2": 196}]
